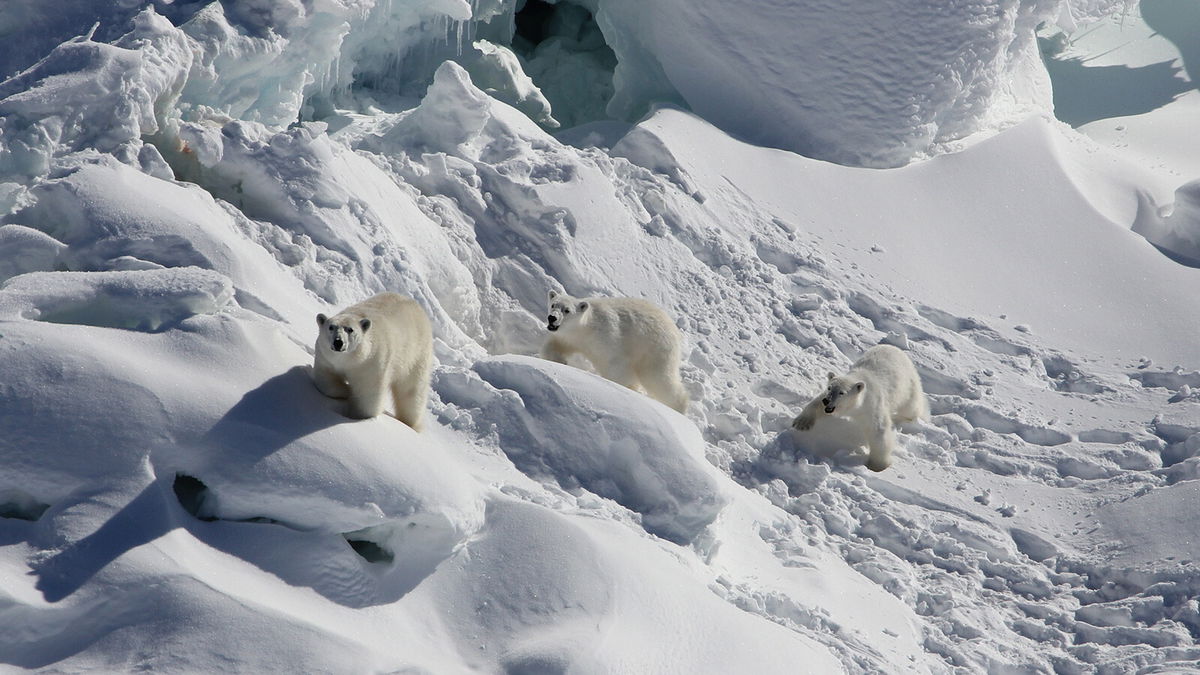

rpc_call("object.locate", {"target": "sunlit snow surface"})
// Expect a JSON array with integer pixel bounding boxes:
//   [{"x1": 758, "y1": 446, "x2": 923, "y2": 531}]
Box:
[{"x1": 2, "y1": 0, "x2": 1200, "y2": 672}]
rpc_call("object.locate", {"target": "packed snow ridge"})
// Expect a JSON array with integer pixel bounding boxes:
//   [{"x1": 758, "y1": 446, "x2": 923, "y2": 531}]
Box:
[{"x1": 4, "y1": 0, "x2": 1200, "y2": 672}]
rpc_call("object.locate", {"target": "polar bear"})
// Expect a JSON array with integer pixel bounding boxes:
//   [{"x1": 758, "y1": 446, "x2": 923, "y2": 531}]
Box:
[
  {"x1": 540, "y1": 290, "x2": 689, "y2": 413},
  {"x1": 792, "y1": 344, "x2": 928, "y2": 472},
  {"x1": 313, "y1": 292, "x2": 433, "y2": 430}
]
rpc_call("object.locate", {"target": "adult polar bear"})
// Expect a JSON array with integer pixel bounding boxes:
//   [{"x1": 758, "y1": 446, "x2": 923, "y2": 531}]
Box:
[
  {"x1": 792, "y1": 344, "x2": 928, "y2": 472},
  {"x1": 541, "y1": 290, "x2": 689, "y2": 413},
  {"x1": 313, "y1": 292, "x2": 433, "y2": 430}
]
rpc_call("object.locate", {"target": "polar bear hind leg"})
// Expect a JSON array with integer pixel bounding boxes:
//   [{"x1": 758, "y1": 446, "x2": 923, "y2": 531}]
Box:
[
  {"x1": 595, "y1": 357, "x2": 642, "y2": 392},
  {"x1": 893, "y1": 385, "x2": 929, "y2": 425},
  {"x1": 865, "y1": 415, "x2": 896, "y2": 473},
  {"x1": 633, "y1": 348, "x2": 691, "y2": 413},
  {"x1": 392, "y1": 383, "x2": 426, "y2": 431},
  {"x1": 391, "y1": 363, "x2": 430, "y2": 431},
  {"x1": 638, "y1": 359, "x2": 689, "y2": 413}
]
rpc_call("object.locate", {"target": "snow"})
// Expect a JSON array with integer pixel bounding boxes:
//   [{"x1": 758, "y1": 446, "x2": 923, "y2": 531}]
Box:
[
  {"x1": 599, "y1": 0, "x2": 1130, "y2": 167},
  {"x1": 3, "y1": 0, "x2": 1200, "y2": 672}
]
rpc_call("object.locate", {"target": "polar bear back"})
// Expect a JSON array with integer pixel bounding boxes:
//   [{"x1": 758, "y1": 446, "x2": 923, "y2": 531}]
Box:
[
  {"x1": 337, "y1": 292, "x2": 431, "y2": 372},
  {"x1": 585, "y1": 297, "x2": 680, "y2": 355},
  {"x1": 849, "y1": 344, "x2": 923, "y2": 411}
]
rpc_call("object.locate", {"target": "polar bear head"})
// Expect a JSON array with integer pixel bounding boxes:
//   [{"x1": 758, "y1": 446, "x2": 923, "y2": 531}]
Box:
[
  {"x1": 545, "y1": 290, "x2": 589, "y2": 333},
  {"x1": 316, "y1": 311, "x2": 371, "y2": 356},
  {"x1": 822, "y1": 373, "x2": 865, "y2": 414}
]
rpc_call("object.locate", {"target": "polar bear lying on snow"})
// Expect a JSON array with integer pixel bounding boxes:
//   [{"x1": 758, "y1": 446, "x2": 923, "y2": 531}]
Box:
[
  {"x1": 540, "y1": 290, "x2": 689, "y2": 413},
  {"x1": 313, "y1": 292, "x2": 433, "y2": 429},
  {"x1": 792, "y1": 344, "x2": 928, "y2": 472}
]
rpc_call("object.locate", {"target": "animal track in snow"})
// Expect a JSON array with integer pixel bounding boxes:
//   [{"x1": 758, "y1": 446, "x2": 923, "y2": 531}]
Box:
[{"x1": 957, "y1": 404, "x2": 1071, "y2": 446}]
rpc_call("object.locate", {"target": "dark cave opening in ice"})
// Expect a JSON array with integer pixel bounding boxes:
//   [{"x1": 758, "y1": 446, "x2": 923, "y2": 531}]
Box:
[{"x1": 508, "y1": 0, "x2": 618, "y2": 129}]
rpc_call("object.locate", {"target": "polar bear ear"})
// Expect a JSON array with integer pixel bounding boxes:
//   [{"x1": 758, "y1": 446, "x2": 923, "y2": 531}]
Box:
[
  {"x1": 827, "y1": 372, "x2": 836, "y2": 382},
  {"x1": 576, "y1": 301, "x2": 589, "y2": 313},
  {"x1": 360, "y1": 318, "x2": 371, "y2": 333},
  {"x1": 854, "y1": 381, "x2": 865, "y2": 393},
  {"x1": 548, "y1": 290, "x2": 559, "y2": 300},
  {"x1": 317, "y1": 313, "x2": 327, "y2": 326}
]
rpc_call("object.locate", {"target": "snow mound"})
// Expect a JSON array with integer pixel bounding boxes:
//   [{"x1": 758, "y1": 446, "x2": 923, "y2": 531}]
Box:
[
  {"x1": 438, "y1": 355, "x2": 728, "y2": 544},
  {"x1": 424, "y1": 498, "x2": 840, "y2": 674},
  {"x1": 1134, "y1": 178, "x2": 1200, "y2": 265},
  {"x1": 0, "y1": 224, "x2": 65, "y2": 282},
  {"x1": 0, "y1": 267, "x2": 231, "y2": 331}
]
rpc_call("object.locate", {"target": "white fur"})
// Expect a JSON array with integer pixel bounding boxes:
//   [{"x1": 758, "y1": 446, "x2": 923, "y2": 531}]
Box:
[
  {"x1": 540, "y1": 290, "x2": 689, "y2": 413},
  {"x1": 791, "y1": 344, "x2": 928, "y2": 472},
  {"x1": 312, "y1": 292, "x2": 433, "y2": 430}
]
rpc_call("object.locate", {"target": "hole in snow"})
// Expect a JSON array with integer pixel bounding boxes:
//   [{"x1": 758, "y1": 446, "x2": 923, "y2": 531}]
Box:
[
  {"x1": 344, "y1": 536, "x2": 395, "y2": 564},
  {"x1": 173, "y1": 474, "x2": 289, "y2": 526},
  {"x1": 173, "y1": 474, "x2": 217, "y2": 522},
  {"x1": 510, "y1": 0, "x2": 617, "y2": 129},
  {"x1": 0, "y1": 488, "x2": 50, "y2": 522}
]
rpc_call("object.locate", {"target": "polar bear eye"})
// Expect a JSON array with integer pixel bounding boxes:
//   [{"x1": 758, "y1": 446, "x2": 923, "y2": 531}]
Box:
[{"x1": 346, "y1": 327, "x2": 354, "y2": 334}]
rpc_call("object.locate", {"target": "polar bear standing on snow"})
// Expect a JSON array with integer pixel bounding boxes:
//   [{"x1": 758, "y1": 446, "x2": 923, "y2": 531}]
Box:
[
  {"x1": 313, "y1": 292, "x2": 433, "y2": 430},
  {"x1": 792, "y1": 344, "x2": 928, "y2": 472},
  {"x1": 540, "y1": 290, "x2": 689, "y2": 413}
]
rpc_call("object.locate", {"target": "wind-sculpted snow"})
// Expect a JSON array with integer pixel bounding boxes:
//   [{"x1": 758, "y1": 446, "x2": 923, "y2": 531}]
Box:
[
  {"x1": 438, "y1": 355, "x2": 728, "y2": 544},
  {"x1": 1135, "y1": 178, "x2": 1200, "y2": 265},
  {"x1": 0, "y1": 267, "x2": 232, "y2": 331},
  {"x1": 4, "y1": 2, "x2": 1200, "y2": 672}
]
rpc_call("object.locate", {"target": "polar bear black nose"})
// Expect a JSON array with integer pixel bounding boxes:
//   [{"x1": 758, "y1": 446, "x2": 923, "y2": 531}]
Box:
[{"x1": 332, "y1": 338, "x2": 345, "y2": 351}]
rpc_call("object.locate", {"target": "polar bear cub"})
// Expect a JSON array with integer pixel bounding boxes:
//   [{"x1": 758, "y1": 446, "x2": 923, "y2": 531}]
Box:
[
  {"x1": 313, "y1": 292, "x2": 433, "y2": 430},
  {"x1": 540, "y1": 290, "x2": 689, "y2": 413},
  {"x1": 792, "y1": 344, "x2": 928, "y2": 472}
]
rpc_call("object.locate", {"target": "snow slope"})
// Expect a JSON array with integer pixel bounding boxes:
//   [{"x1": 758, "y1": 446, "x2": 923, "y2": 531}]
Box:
[{"x1": 3, "y1": 1, "x2": 1200, "y2": 673}]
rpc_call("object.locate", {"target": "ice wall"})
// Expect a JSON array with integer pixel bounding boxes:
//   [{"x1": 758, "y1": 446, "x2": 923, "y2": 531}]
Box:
[{"x1": 0, "y1": 0, "x2": 1134, "y2": 168}]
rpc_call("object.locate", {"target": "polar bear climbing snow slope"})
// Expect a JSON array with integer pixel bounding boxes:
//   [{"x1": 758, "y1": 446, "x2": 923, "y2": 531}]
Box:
[
  {"x1": 792, "y1": 344, "x2": 928, "y2": 472},
  {"x1": 313, "y1": 292, "x2": 433, "y2": 430},
  {"x1": 540, "y1": 290, "x2": 689, "y2": 413}
]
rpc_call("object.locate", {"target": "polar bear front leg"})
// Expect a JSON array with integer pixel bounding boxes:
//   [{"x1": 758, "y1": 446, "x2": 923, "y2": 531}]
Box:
[
  {"x1": 540, "y1": 337, "x2": 573, "y2": 364},
  {"x1": 792, "y1": 396, "x2": 825, "y2": 431},
  {"x1": 345, "y1": 371, "x2": 387, "y2": 419},
  {"x1": 865, "y1": 418, "x2": 896, "y2": 472},
  {"x1": 313, "y1": 361, "x2": 351, "y2": 399}
]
